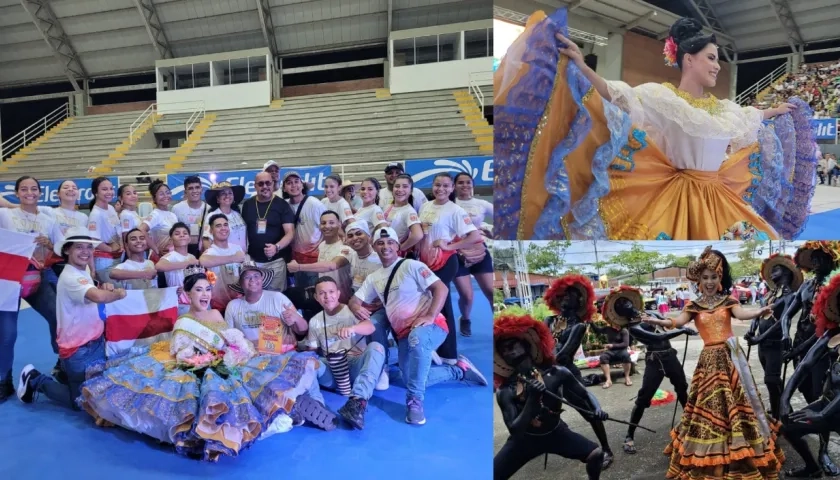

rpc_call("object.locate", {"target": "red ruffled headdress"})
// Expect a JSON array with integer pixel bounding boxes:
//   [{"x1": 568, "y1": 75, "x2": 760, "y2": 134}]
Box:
[
  {"x1": 814, "y1": 274, "x2": 840, "y2": 337},
  {"x1": 493, "y1": 314, "x2": 555, "y2": 389},
  {"x1": 543, "y1": 274, "x2": 596, "y2": 322}
]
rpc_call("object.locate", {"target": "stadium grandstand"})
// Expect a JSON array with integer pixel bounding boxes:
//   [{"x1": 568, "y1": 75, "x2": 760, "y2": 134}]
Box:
[
  {"x1": 0, "y1": 1, "x2": 493, "y2": 479},
  {"x1": 494, "y1": 0, "x2": 840, "y2": 239}
]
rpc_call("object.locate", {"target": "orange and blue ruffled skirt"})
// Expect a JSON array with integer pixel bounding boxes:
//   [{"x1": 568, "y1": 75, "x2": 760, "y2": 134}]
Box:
[{"x1": 493, "y1": 8, "x2": 818, "y2": 240}]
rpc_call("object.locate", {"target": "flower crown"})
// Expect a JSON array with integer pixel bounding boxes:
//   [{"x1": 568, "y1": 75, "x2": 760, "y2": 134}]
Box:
[
  {"x1": 663, "y1": 37, "x2": 678, "y2": 68},
  {"x1": 687, "y1": 246, "x2": 724, "y2": 282}
]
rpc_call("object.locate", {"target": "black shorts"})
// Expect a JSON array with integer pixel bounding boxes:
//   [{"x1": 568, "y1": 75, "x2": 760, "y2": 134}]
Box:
[
  {"x1": 494, "y1": 422, "x2": 599, "y2": 479},
  {"x1": 599, "y1": 349, "x2": 631, "y2": 365},
  {"x1": 456, "y1": 249, "x2": 494, "y2": 277}
]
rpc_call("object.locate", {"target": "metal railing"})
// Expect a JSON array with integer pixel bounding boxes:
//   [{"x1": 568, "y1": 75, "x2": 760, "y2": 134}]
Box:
[
  {"x1": 129, "y1": 103, "x2": 157, "y2": 144},
  {"x1": 735, "y1": 63, "x2": 788, "y2": 105},
  {"x1": 185, "y1": 103, "x2": 206, "y2": 139},
  {"x1": 1, "y1": 103, "x2": 69, "y2": 160},
  {"x1": 468, "y1": 70, "x2": 493, "y2": 111}
]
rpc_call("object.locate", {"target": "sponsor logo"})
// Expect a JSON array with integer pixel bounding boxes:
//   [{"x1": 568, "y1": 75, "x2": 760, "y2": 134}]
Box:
[{"x1": 420, "y1": 268, "x2": 431, "y2": 279}]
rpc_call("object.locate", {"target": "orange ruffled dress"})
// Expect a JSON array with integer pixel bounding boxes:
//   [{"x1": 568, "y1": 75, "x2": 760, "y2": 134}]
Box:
[
  {"x1": 494, "y1": 8, "x2": 818, "y2": 241},
  {"x1": 665, "y1": 297, "x2": 784, "y2": 479}
]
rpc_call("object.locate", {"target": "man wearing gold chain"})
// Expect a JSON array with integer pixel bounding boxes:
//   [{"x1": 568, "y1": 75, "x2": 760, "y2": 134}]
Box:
[{"x1": 494, "y1": 8, "x2": 818, "y2": 240}]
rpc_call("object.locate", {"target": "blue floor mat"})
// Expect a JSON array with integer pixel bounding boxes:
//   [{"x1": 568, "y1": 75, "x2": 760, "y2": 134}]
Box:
[{"x1": 798, "y1": 210, "x2": 840, "y2": 240}]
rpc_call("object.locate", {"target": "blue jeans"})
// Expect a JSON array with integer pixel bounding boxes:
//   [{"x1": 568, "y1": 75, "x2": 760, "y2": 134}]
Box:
[
  {"x1": 25, "y1": 269, "x2": 59, "y2": 355},
  {"x1": 368, "y1": 308, "x2": 392, "y2": 365},
  {"x1": 398, "y1": 324, "x2": 463, "y2": 402},
  {"x1": 31, "y1": 336, "x2": 105, "y2": 410},
  {"x1": 316, "y1": 342, "x2": 386, "y2": 400},
  {"x1": 0, "y1": 301, "x2": 21, "y2": 382}
]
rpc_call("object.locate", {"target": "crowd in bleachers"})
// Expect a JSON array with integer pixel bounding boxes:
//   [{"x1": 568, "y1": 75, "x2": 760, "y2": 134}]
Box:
[{"x1": 753, "y1": 61, "x2": 840, "y2": 118}]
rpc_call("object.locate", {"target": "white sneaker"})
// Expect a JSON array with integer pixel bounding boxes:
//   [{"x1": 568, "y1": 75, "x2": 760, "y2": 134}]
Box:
[{"x1": 375, "y1": 369, "x2": 389, "y2": 391}]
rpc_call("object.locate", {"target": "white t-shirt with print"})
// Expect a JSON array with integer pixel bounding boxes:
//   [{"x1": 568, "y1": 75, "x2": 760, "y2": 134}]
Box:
[
  {"x1": 456, "y1": 197, "x2": 493, "y2": 229},
  {"x1": 305, "y1": 305, "x2": 366, "y2": 357},
  {"x1": 142, "y1": 208, "x2": 178, "y2": 252},
  {"x1": 171, "y1": 201, "x2": 208, "y2": 240},
  {"x1": 355, "y1": 259, "x2": 440, "y2": 338},
  {"x1": 51, "y1": 207, "x2": 89, "y2": 242},
  {"x1": 318, "y1": 241, "x2": 353, "y2": 302},
  {"x1": 112, "y1": 259, "x2": 158, "y2": 290},
  {"x1": 120, "y1": 209, "x2": 144, "y2": 234},
  {"x1": 224, "y1": 290, "x2": 297, "y2": 344},
  {"x1": 202, "y1": 208, "x2": 247, "y2": 253},
  {"x1": 56, "y1": 264, "x2": 104, "y2": 354},
  {"x1": 379, "y1": 187, "x2": 428, "y2": 214},
  {"x1": 202, "y1": 243, "x2": 243, "y2": 307},
  {"x1": 417, "y1": 201, "x2": 477, "y2": 265},
  {"x1": 355, "y1": 204, "x2": 386, "y2": 232},
  {"x1": 340, "y1": 248, "x2": 382, "y2": 292},
  {"x1": 287, "y1": 196, "x2": 326, "y2": 258},
  {"x1": 321, "y1": 197, "x2": 356, "y2": 225},
  {"x1": 384, "y1": 204, "x2": 420, "y2": 243},
  {"x1": 161, "y1": 250, "x2": 191, "y2": 288},
  {"x1": 0, "y1": 207, "x2": 56, "y2": 263},
  {"x1": 87, "y1": 205, "x2": 122, "y2": 245}
]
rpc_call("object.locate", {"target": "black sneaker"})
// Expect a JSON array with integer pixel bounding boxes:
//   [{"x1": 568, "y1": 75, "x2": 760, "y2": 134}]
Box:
[
  {"x1": 338, "y1": 397, "x2": 367, "y2": 430},
  {"x1": 17, "y1": 365, "x2": 41, "y2": 404},
  {"x1": 406, "y1": 397, "x2": 425, "y2": 425},
  {"x1": 459, "y1": 317, "x2": 472, "y2": 337},
  {"x1": 0, "y1": 375, "x2": 13, "y2": 403},
  {"x1": 291, "y1": 394, "x2": 338, "y2": 431},
  {"x1": 52, "y1": 360, "x2": 68, "y2": 386}
]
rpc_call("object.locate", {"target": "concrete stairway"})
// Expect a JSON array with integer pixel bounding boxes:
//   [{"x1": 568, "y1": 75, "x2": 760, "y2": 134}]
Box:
[
  {"x1": 0, "y1": 111, "x2": 141, "y2": 181},
  {"x1": 109, "y1": 148, "x2": 180, "y2": 176},
  {"x1": 174, "y1": 89, "x2": 487, "y2": 181}
]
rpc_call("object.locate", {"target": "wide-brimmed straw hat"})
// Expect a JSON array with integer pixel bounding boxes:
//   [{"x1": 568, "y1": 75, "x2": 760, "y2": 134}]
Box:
[
  {"x1": 229, "y1": 260, "x2": 274, "y2": 294},
  {"x1": 601, "y1": 286, "x2": 644, "y2": 328},
  {"x1": 760, "y1": 254, "x2": 803, "y2": 291},
  {"x1": 54, "y1": 227, "x2": 101, "y2": 256},
  {"x1": 794, "y1": 241, "x2": 840, "y2": 272},
  {"x1": 205, "y1": 181, "x2": 246, "y2": 210}
]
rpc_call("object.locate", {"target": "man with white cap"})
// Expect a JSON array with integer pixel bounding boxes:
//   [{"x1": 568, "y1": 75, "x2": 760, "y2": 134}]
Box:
[
  {"x1": 379, "y1": 162, "x2": 427, "y2": 213},
  {"x1": 348, "y1": 226, "x2": 487, "y2": 425},
  {"x1": 17, "y1": 227, "x2": 127, "y2": 410}
]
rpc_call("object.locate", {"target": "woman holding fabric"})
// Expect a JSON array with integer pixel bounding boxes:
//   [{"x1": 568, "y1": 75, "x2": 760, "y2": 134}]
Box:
[
  {"x1": 641, "y1": 247, "x2": 783, "y2": 478},
  {"x1": 495, "y1": 9, "x2": 817, "y2": 240}
]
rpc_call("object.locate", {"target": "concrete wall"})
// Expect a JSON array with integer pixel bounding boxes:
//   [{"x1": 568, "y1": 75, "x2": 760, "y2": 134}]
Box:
[
  {"x1": 157, "y1": 81, "x2": 270, "y2": 113},
  {"x1": 86, "y1": 101, "x2": 155, "y2": 115},
  {"x1": 282, "y1": 78, "x2": 385, "y2": 97}
]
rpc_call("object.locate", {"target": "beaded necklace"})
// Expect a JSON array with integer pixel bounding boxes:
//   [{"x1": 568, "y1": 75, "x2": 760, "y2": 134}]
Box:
[{"x1": 663, "y1": 82, "x2": 723, "y2": 116}]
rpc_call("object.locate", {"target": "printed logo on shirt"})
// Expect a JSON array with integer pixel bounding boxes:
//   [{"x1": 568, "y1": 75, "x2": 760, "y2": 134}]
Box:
[
  {"x1": 344, "y1": 209, "x2": 352, "y2": 216},
  {"x1": 463, "y1": 215, "x2": 472, "y2": 225},
  {"x1": 340, "y1": 248, "x2": 351, "y2": 255},
  {"x1": 88, "y1": 222, "x2": 97, "y2": 232},
  {"x1": 376, "y1": 213, "x2": 384, "y2": 220},
  {"x1": 122, "y1": 219, "x2": 130, "y2": 229},
  {"x1": 78, "y1": 277, "x2": 90, "y2": 285},
  {"x1": 420, "y1": 268, "x2": 432, "y2": 279},
  {"x1": 409, "y1": 214, "x2": 418, "y2": 222}
]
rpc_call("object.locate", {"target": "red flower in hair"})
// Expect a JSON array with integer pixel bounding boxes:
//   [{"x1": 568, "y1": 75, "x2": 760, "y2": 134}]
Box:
[
  {"x1": 814, "y1": 274, "x2": 840, "y2": 337},
  {"x1": 663, "y1": 37, "x2": 678, "y2": 67},
  {"x1": 543, "y1": 274, "x2": 596, "y2": 322}
]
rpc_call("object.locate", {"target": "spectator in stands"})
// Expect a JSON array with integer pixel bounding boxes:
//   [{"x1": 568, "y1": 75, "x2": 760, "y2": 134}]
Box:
[
  {"x1": 379, "y1": 163, "x2": 427, "y2": 213},
  {"x1": 452, "y1": 172, "x2": 494, "y2": 337},
  {"x1": 348, "y1": 227, "x2": 487, "y2": 425},
  {"x1": 117, "y1": 184, "x2": 143, "y2": 236},
  {"x1": 321, "y1": 174, "x2": 356, "y2": 227},
  {"x1": 341, "y1": 180, "x2": 362, "y2": 213},
  {"x1": 383, "y1": 174, "x2": 423, "y2": 257},
  {"x1": 241, "y1": 171, "x2": 294, "y2": 291},
  {"x1": 417, "y1": 173, "x2": 483, "y2": 364},
  {"x1": 140, "y1": 179, "x2": 178, "y2": 259},
  {"x1": 87, "y1": 177, "x2": 123, "y2": 285},
  {"x1": 110, "y1": 228, "x2": 157, "y2": 290},
  {"x1": 283, "y1": 171, "x2": 326, "y2": 289},
  {"x1": 171, "y1": 176, "x2": 208, "y2": 258},
  {"x1": 199, "y1": 213, "x2": 245, "y2": 313},
  {"x1": 0, "y1": 176, "x2": 64, "y2": 399},
  {"x1": 156, "y1": 222, "x2": 200, "y2": 314},
  {"x1": 202, "y1": 181, "x2": 247, "y2": 252},
  {"x1": 355, "y1": 178, "x2": 388, "y2": 232}
]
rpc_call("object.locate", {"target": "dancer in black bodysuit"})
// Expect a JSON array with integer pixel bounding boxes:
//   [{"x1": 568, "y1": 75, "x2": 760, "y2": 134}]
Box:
[
  {"x1": 599, "y1": 286, "x2": 696, "y2": 455},
  {"x1": 780, "y1": 242, "x2": 840, "y2": 476},
  {"x1": 780, "y1": 272, "x2": 840, "y2": 479},
  {"x1": 493, "y1": 313, "x2": 606, "y2": 480},
  {"x1": 543, "y1": 274, "x2": 614, "y2": 468},
  {"x1": 745, "y1": 254, "x2": 803, "y2": 420}
]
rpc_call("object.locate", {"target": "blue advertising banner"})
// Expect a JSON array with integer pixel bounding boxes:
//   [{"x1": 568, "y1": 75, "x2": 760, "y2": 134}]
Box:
[
  {"x1": 166, "y1": 165, "x2": 332, "y2": 202},
  {"x1": 404, "y1": 156, "x2": 493, "y2": 188},
  {"x1": 0, "y1": 176, "x2": 119, "y2": 207},
  {"x1": 811, "y1": 118, "x2": 838, "y2": 140}
]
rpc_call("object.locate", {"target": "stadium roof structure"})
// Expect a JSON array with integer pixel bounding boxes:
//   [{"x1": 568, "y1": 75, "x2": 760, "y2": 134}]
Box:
[
  {"x1": 496, "y1": 0, "x2": 840, "y2": 61},
  {"x1": 0, "y1": 0, "x2": 490, "y2": 89}
]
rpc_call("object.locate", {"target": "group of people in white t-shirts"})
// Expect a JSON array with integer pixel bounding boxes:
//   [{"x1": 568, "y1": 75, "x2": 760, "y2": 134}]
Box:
[{"x1": 0, "y1": 161, "x2": 492, "y2": 429}]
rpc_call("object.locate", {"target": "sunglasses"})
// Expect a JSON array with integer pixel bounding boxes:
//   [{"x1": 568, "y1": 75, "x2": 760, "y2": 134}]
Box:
[{"x1": 256, "y1": 181, "x2": 273, "y2": 187}]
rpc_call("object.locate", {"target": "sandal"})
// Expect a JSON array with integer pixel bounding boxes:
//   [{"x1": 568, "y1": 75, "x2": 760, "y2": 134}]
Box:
[
  {"x1": 625, "y1": 379, "x2": 633, "y2": 386},
  {"x1": 623, "y1": 438, "x2": 637, "y2": 454},
  {"x1": 602, "y1": 382, "x2": 612, "y2": 389}
]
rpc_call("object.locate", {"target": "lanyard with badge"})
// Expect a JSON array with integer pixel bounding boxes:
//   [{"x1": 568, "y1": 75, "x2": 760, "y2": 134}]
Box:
[{"x1": 255, "y1": 196, "x2": 274, "y2": 234}]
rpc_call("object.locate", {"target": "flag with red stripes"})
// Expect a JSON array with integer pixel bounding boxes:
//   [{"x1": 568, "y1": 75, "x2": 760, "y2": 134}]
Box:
[
  {"x1": 0, "y1": 229, "x2": 37, "y2": 312},
  {"x1": 104, "y1": 287, "x2": 179, "y2": 357}
]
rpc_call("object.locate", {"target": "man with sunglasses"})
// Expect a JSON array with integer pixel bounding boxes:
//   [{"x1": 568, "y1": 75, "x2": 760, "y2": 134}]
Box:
[{"x1": 241, "y1": 171, "x2": 294, "y2": 291}]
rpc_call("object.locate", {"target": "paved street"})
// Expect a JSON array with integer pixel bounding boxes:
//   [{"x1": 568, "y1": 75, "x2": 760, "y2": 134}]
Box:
[{"x1": 493, "y1": 318, "x2": 840, "y2": 479}]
